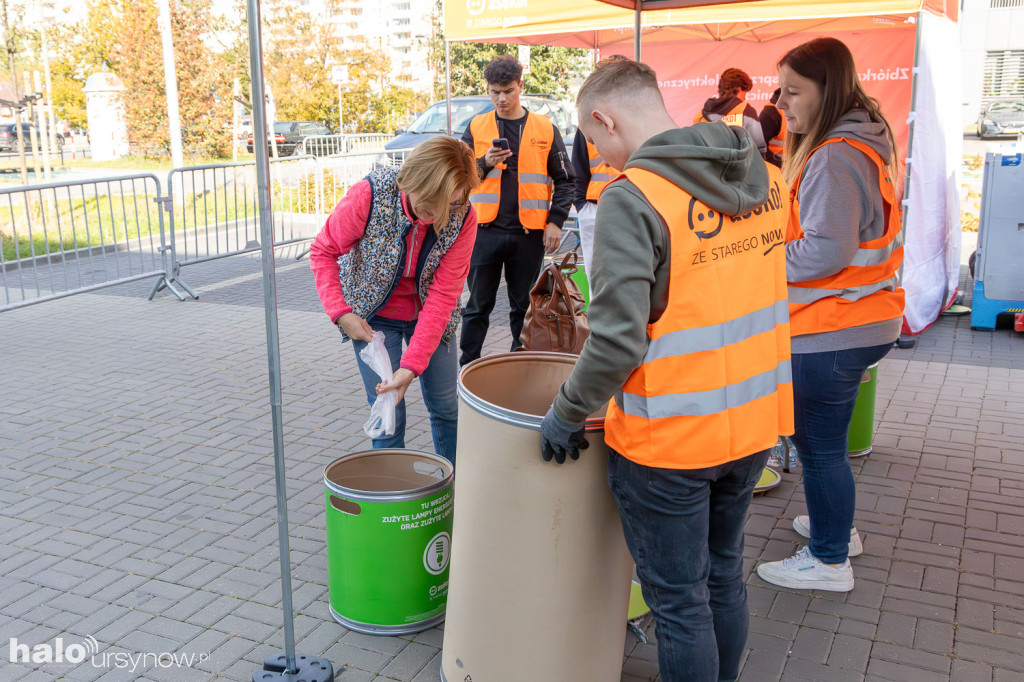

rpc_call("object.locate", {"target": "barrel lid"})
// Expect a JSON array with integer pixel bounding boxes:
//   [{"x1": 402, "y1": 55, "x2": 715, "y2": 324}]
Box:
[
  {"x1": 324, "y1": 449, "x2": 452, "y2": 501},
  {"x1": 458, "y1": 352, "x2": 606, "y2": 432}
]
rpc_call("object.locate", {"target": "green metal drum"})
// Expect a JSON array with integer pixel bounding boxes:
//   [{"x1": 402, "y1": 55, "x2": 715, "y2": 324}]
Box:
[
  {"x1": 848, "y1": 363, "x2": 879, "y2": 457},
  {"x1": 324, "y1": 449, "x2": 454, "y2": 635}
]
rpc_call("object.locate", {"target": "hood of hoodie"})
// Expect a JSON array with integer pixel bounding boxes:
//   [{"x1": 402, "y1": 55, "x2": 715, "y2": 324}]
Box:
[
  {"x1": 826, "y1": 108, "x2": 893, "y2": 164},
  {"x1": 624, "y1": 122, "x2": 769, "y2": 216},
  {"x1": 701, "y1": 95, "x2": 747, "y2": 119}
]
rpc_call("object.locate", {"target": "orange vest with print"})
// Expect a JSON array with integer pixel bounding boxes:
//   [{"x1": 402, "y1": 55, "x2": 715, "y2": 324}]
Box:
[
  {"x1": 604, "y1": 164, "x2": 795, "y2": 469},
  {"x1": 585, "y1": 141, "x2": 620, "y2": 201},
  {"x1": 764, "y1": 102, "x2": 786, "y2": 156},
  {"x1": 693, "y1": 101, "x2": 747, "y2": 127},
  {"x1": 468, "y1": 111, "x2": 553, "y2": 231},
  {"x1": 786, "y1": 137, "x2": 905, "y2": 336}
]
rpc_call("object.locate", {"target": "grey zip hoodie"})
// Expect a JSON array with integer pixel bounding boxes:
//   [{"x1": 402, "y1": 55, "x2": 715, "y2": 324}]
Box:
[
  {"x1": 786, "y1": 108, "x2": 902, "y2": 353},
  {"x1": 553, "y1": 122, "x2": 773, "y2": 425}
]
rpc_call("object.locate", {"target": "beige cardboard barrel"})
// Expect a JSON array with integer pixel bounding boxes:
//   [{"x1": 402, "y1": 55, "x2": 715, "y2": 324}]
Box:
[{"x1": 441, "y1": 352, "x2": 633, "y2": 682}]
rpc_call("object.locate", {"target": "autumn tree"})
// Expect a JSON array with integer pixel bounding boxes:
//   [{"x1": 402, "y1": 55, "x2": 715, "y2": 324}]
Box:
[{"x1": 113, "y1": 0, "x2": 232, "y2": 158}]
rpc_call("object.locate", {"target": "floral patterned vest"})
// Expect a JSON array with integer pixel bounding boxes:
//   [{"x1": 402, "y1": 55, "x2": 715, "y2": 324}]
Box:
[{"x1": 339, "y1": 167, "x2": 470, "y2": 342}]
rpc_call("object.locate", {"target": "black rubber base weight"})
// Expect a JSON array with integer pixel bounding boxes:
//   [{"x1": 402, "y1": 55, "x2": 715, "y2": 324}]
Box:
[{"x1": 253, "y1": 653, "x2": 334, "y2": 682}]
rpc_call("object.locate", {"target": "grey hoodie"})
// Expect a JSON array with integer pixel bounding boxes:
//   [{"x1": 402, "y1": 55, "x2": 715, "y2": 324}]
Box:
[
  {"x1": 786, "y1": 108, "x2": 902, "y2": 353},
  {"x1": 553, "y1": 123, "x2": 772, "y2": 425}
]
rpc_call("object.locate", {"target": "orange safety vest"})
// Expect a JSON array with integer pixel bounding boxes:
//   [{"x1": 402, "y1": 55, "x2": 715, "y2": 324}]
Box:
[
  {"x1": 693, "y1": 101, "x2": 747, "y2": 128},
  {"x1": 786, "y1": 137, "x2": 905, "y2": 336},
  {"x1": 585, "y1": 141, "x2": 619, "y2": 202},
  {"x1": 468, "y1": 111, "x2": 554, "y2": 231},
  {"x1": 604, "y1": 164, "x2": 794, "y2": 469},
  {"x1": 763, "y1": 102, "x2": 786, "y2": 156}
]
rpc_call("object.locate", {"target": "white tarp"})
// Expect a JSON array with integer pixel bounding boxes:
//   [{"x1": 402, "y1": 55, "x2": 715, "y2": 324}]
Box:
[{"x1": 902, "y1": 10, "x2": 963, "y2": 333}]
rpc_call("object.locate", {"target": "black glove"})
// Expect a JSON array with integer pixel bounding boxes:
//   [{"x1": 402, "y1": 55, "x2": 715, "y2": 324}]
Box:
[{"x1": 540, "y1": 407, "x2": 589, "y2": 464}]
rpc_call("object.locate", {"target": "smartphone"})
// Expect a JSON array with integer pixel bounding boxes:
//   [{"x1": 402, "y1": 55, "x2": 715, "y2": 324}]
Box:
[{"x1": 492, "y1": 138, "x2": 510, "y2": 152}]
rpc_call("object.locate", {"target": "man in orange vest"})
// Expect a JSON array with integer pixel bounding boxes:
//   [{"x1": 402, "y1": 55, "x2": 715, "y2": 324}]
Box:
[
  {"x1": 540, "y1": 58, "x2": 793, "y2": 682},
  {"x1": 759, "y1": 87, "x2": 786, "y2": 168},
  {"x1": 693, "y1": 67, "x2": 767, "y2": 159},
  {"x1": 458, "y1": 54, "x2": 574, "y2": 365}
]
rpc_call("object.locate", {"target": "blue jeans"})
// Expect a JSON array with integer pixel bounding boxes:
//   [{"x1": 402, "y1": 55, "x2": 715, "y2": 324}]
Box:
[
  {"x1": 608, "y1": 447, "x2": 770, "y2": 682},
  {"x1": 351, "y1": 316, "x2": 459, "y2": 466},
  {"x1": 790, "y1": 343, "x2": 892, "y2": 563}
]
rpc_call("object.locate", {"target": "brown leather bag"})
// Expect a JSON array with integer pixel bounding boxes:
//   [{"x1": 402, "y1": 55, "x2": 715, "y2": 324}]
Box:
[{"x1": 519, "y1": 252, "x2": 590, "y2": 354}]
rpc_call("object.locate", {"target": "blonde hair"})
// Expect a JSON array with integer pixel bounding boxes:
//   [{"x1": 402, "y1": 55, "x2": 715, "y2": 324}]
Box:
[
  {"x1": 577, "y1": 58, "x2": 663, "y2": 119},
  {"x1": 397, "y1": 136, "x2": 480, "y2": 231},
  {"x1": 778, "y1": 38, "x2": 898, "y2": 186}
]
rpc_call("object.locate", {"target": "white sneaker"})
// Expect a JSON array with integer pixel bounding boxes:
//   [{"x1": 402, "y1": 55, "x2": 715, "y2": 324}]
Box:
[
  {"x1": 756, "y1": 546, "x2": 855, "y2": 592},
  {"x1": 792, "y1": 515, "x2": 863, "y2": 557}
]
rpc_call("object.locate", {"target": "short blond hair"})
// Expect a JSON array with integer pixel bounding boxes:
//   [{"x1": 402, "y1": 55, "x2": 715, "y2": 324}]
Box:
[
  {"x1": 397, "y1": 136, "x2": 480, "y2": 230},
  {"x1": 576, "y1": 58, "x2": 663, "y2": 118}
]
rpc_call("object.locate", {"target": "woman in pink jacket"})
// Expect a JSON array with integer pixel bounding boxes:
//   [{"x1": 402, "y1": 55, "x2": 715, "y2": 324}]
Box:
[{"x1": 310, "y1": 136, "x2": 480, "y2": 465}]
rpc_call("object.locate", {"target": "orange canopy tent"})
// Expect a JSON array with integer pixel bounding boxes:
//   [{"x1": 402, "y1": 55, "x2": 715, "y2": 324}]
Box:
[{"x1": 444, "y1": 0, "x2": 963, "y2": 334}]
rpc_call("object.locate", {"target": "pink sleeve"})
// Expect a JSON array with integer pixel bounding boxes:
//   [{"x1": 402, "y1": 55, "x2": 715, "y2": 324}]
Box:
[
  {"x1": 400, "y1": 209, "x2": 479, "y2": 375},
  {"x1": 309, "y1": 180, "x2": 373, "y2": 323}
]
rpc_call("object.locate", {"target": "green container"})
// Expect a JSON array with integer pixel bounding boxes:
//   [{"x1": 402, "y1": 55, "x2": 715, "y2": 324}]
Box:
[
  {"x1": 567, "y1": 261, "x2": 590, "y2": 311},
  {"x1": 324, "y1": 449, "x2": 454, "y2": 635},
  {"x1": 848, "y1": 363, "x2": 879, "y2": 457}
]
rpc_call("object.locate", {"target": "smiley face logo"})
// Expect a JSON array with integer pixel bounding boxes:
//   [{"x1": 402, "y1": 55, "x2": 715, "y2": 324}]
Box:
[
  {"x1": 467, "y1": 0, "x2": 486, "y2": 15},
  {"x1": 687, "y1": 197, "x2": 723, "y2": 240}
]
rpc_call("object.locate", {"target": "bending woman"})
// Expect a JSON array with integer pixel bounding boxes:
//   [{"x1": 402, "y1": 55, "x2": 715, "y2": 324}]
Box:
[
  {"x1": 757, "y1": 37, "x2": 904, "y2": 592},
  {"x1": 310, "y1": 136, "x2": 480, "y2": 465}
]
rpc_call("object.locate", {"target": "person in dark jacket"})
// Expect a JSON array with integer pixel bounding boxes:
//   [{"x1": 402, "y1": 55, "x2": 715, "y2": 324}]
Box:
[
  {"x1": 458, "y1": 54, "x2": 574, "y2": 365},
  {"x1": 760, "y1": 87, "x2": 786, "y2": 167},
  {"x1": 693, "y1": 67, "x2": 767, "y2": 158}
]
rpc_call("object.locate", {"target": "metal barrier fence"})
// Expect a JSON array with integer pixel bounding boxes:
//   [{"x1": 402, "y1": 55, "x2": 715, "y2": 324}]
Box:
[
  {"x1": 299, "y1": 133, "x2": 393, "y2": 157},
  {"x1": 1, "y1": 145, "x2": 445, "y2": 311},
  {"x1": 1, "y1": 174, "x2": 168, "y2": 312}
]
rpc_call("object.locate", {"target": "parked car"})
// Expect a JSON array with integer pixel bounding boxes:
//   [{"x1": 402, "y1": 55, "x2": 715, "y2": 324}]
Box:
[
  {"x1": 0, "y1": 123, "x2": 66, "y2": 152},
  {"x1": 379, "y1": 95, "x2": 577, "y2": 166},
  {"x1": 246, "y1": 120, "x2": 334, "y2": 156},
  {"x1": 976, "y1": 100, "x2": 1024, "y2": 139}
]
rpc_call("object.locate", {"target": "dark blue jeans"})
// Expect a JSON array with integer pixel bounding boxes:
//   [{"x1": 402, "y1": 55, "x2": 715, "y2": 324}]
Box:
[
  {"x1": 790, "y1": 343, "x2": 892, "y2": 563},
  {"x1": 351, "y1": 316, "x2": 458, "y2": 466},
  {"x1": 608, "y1": 448, "x2": 770, "y2": 682}
]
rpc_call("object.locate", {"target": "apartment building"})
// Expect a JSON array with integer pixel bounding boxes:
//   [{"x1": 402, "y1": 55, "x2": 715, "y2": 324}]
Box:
[{"x1": 961, "y1": 0, "x2": 1024, "y2": 126}]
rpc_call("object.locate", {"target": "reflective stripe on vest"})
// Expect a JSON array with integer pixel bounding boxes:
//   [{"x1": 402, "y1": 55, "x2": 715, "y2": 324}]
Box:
[
  {"x1": 764, "y1": 102, "x2": 786, "y2": 156},
  {"x1": 693, "y1": 100, "x2": 747, "y2": 128},
  {"x1": 585, "y1": 141, "x2": 619, "y2": 202},
  {"x1": 468, "y1": 111, "x2": 553, "y2": 230},
  {"x1": 603, "y1": 164, "x2": 794, "y2": 470},
  {"x1": 786, "y1": 137, "x2": 905, "y2": 335}
]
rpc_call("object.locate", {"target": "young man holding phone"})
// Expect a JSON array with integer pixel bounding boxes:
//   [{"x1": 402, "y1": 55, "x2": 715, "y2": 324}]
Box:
[{"x1": 459, "y1": 54, "x2": 573, "y2": 365}]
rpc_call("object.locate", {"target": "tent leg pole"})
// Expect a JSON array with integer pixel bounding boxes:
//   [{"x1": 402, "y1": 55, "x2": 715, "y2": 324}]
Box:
[
  {"x1": 634, "y1": 5, "x2": 641, "y2": 60},
  {"x1": 896, "y1": 10, "x2": 924, "y2": 348},
  {"x1": 446, "y1": 39, "x2": 452, "y2": 135},
  {"x1": 247, "y1": 0, "x2": 333, "y2": 678}
]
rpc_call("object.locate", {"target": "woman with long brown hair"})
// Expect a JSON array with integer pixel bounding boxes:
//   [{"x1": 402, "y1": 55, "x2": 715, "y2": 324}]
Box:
[
  {"x1": 756, "y1": 37, "x2": 904, "y2": 592},
  {"x1": 310, "y1": 136, "x2": 480, "y2": 466}
]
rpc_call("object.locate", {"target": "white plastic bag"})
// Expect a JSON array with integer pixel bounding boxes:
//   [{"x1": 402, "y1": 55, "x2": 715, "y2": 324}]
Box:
[{"x1": 359, "y1": 332, "x2": 397, "y2": 438}]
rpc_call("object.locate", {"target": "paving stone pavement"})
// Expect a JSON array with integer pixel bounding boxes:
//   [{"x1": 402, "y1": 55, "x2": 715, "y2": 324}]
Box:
[{"x1": 1, "y1": 248, "x2": 1023, "y2": 681}]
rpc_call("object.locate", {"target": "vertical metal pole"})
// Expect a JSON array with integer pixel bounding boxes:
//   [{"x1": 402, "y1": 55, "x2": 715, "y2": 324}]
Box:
[
  {"x1": 247, "y1": 0, "x2": 297, "y2": 675},
  {"x1": 157, "y1": 0, "x2": 184, "y2": 168},
  {"x1": 41, "y1": 25, "x2": 60, "y2": 167},
  {"x1": 233, "y1": 77, "x2": 240, "y2": 162},
  {"x1": 900, "y1": 11, "x2": 924, "y2": 230},
  {"x1": 34, "y1": 70, "x2": 51, "y2": 181},
  {"x1": 894, "y1": 11, "x2": 924, "y2": 346},
  {"x1": 445, "y1": 39, "x2": 452, "y2": 135},
  {"x1": 634, "y1": 3, "x2": 641, "y2": 61}
]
